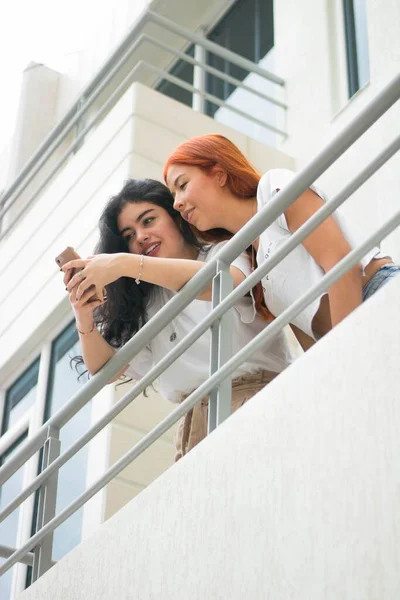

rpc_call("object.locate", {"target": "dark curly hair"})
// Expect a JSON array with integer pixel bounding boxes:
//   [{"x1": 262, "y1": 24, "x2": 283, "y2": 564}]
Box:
[
  {"x1": 71, "y1": 179, "x2": 202, "y2": 379},
  {"x1": 96, "y1": 178, "x2": 202, "y2": 345}
]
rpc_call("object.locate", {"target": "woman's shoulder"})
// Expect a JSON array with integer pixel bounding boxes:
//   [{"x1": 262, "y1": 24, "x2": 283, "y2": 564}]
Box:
[
  {"x1": 198, "y1": 242, "x2": 228, "y2": 262},
  {"x1": 258, "y1": 168, "x2": 328, "y2": 204},
  {"x1": 258, "y1": 168, "x2": 295, "y2": 201},
  {"x1": 257, "y1": 169, "x2": 296, "y2": 231},
  {"x1": 199, "y1": 242, "x2": 252, "y2": 277}
]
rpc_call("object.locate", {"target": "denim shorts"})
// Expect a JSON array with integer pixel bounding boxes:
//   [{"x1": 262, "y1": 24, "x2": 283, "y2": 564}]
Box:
[{"x1": 362, "y1": 264, "x2": 400, "y2": 301}]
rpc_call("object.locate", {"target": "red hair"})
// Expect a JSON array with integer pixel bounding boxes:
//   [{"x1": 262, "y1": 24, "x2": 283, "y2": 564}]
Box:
[
  {"x1": 163, "y1": 133, "x2": 260, "y2": 198},
  {"x1": 164, "y1": 134, "x2": 273, "y2": 322}
]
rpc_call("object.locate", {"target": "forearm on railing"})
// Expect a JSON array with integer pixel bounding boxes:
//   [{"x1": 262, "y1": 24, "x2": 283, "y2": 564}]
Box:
[{"x1": 327, "y1": 264, "x2": 363, "y2": 327}]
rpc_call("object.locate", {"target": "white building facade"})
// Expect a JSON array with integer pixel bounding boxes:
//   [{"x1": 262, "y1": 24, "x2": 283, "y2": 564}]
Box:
[{"x1": 0, "y1": 0, "x2": 399, "y2": 597}]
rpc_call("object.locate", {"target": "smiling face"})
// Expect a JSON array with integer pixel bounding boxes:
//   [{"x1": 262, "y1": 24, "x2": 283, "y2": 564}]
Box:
[
  {"x1": 166, "y1": 164, "x2": 228, "y2": 231},
  {"x1": 117, "y1": 201, "x2": 197, "y2": 259}
]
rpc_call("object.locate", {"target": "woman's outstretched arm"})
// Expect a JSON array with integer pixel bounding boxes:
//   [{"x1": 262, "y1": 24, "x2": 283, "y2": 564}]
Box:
[{"x1": 63, "y1": 253, "x2": 247, "y2": 302}]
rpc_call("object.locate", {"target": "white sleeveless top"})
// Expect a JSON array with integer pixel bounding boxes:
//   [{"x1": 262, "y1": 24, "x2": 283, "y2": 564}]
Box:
[
  {"x1": 256, "y1": 169, "x2": 386, "y2": 340},
  {"x1": 125, "y1": 241, "x2": 296, "y2": 403}
]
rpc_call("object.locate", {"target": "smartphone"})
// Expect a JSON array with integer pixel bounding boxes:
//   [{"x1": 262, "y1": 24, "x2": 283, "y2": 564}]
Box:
[
  {"x1": 55, "y1": 247, "x2": 100, "y2": 301},
  {"x1": 55, "y1": 246, "x2": 82, "y2": 278}
]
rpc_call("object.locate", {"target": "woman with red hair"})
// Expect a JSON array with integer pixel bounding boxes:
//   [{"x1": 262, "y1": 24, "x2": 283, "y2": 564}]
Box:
[{"x1": 164, "y1": 134, "x2": 398, "y2": 349}]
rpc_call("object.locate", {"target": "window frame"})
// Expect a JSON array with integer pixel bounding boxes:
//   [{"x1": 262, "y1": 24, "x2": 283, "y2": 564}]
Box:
[
  {"x1": 205, "y1": 0, "x2": 274, "y2": 118},
  {"x1": 43, "y1": 322, "x2": 80, "y2": 423},
  {"x1": 1, "y1": 360, "x2": 40, "y2": 436},
  {"x1": 156, "y1": 0, "x2": 275, "y2": 115},
  {"x1": 32, "y1": 321, "x2": 91, "y2": 564},
  {"x1": 0, "y1": 430, "x2": 30, "y2": 599},
  {"x1": 0, "y1": 316, "x2": 90, "y2": 597},
  {"x1": 342, "y1": 0, "x2": 370, "y2": 98}
]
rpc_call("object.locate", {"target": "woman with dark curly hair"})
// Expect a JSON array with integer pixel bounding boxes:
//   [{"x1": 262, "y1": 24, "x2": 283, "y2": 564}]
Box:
[{"x1": 61, "y1": 179, "x2": 295, "y2": 460}]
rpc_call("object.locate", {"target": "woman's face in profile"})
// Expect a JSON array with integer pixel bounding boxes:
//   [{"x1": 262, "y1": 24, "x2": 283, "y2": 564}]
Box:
[
  {"x1": 166, "y1": 164, "x2": 225, "y2": 231},
  {"x1": 117, "y1": 201, "x2": 196, "y2": 260}
]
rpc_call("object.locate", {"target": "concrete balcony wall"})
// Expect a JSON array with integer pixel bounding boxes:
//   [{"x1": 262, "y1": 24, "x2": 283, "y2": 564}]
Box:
[{"x1": 17, "y1": 277, "x2": 400, "y2": 600}]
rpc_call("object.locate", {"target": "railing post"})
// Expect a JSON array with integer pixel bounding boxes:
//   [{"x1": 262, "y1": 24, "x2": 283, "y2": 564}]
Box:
[
  {"x1": 208, "y1": 260, "x2": 233, "y2": 433},
  {"x1": 31, "y1": 426, "x2": 60, "y2": 581},
  {"x1": 192, "y1": 28, "x2": 206, "y2": 113}
]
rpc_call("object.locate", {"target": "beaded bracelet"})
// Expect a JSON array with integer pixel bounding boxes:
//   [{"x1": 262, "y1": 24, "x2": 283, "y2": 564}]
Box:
[{"x1": 135, "y1": 254, "x2": 145, "y2": 285}]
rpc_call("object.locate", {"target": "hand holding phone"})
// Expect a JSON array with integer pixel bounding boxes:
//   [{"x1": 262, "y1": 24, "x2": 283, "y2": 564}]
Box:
[
  {"x1": 55, "y1": 247, "x2": 101, "y2": 302},
  {"x1": 55, "y1": 247, "x2": 82, "y2": 285}
]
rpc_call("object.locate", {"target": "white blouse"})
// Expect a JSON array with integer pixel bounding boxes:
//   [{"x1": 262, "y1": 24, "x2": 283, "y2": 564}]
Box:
[
  {"x1": 125, "y1": 241, "x2": 295, "y2": 403},
  {"x1": 256, "y1": 169, "x2": 386, "y2": 339}
]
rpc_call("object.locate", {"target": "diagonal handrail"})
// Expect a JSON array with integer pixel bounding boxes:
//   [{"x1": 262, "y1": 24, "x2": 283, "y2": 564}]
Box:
[
  {"x1": 0, "y1": 544, "x2": 34, "y2": 567},
  {"x1": 0, "y1": 75, "x2": 399, "y2": 579},
  {"x1": 0, "y1": 71, "x2": 399, "y2": 489},
  {"x1": 1, "y1": 128, "x2": 398, "y2": 525},
  {"x1": 1, "y1": 205, "x2": 399, "y2": 577}
]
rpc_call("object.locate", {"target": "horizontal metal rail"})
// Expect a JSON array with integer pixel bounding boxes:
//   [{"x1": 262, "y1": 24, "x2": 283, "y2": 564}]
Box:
[
  {"x1": 147, "y1": 11, "x2": 284, "y2": 85},
  {"x1": 1, "y1": 207, "x2": 399, "y2": 577},
  {"x1": 0, "y1": 70, "x2": 399, "y2": 488},
  {"x1": 146, "y1": 34, "x2": 287, "y2": 109},
  {"x1": 1, "y1": 127, "x2": 398, "y2": 525},
  {"x1": 0, "y1": 544, "x2": 56, "y2": 569},
  {"x1": 142, "y1": 61, "x2": 287, "y2": 136},
  {"x1": 0, "y1": 544, "x2": 34, "y2": 567}
]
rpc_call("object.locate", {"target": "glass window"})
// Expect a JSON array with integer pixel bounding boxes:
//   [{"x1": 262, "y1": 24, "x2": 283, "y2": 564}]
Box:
[
  {"x1": 2, "y1": 361, "x2": 39, "y2": 434},
  {"x1": 32, "y1": 322, "x2": 90, "y2": 562},
  {"x1": 157, "y1": 44, "x2": 195, "y2": 107},
  {"x1": 157, "y1": 0, "x2": 274, "y2": 116},
  {"x1": 343, "y1": 0, "x2": 370, "y2": 97},
  {"x1": 206, "y1": 0, "x2": 274, "y2": 117},
  {"x1": 0, "y1": 434, "x2": 28, "y2": 600}
]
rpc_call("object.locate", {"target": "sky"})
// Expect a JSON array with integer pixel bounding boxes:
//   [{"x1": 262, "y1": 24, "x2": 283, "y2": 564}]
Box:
[{"x1": 0, "y1": 0, "x2": 93, "y2": 188}]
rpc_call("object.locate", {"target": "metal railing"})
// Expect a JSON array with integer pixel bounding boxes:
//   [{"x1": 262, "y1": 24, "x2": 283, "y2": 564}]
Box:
[
  {"x1": 0, "y1": 9, "x2": 285, "y2": 242},
  {"x1": 0, "y1": 72, "x2": 399, "y2": 585}
]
